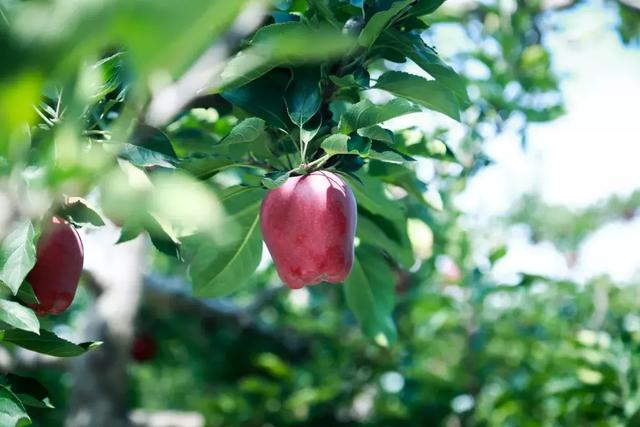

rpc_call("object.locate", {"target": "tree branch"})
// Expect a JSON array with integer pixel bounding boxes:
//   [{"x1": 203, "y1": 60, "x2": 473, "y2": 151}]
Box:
[
  {"x1": 144, "y1": 2, "x2": 266, "y2": 126},
  {"x1": 142, "y1": 274, "x2": 308, "y2": 355}
]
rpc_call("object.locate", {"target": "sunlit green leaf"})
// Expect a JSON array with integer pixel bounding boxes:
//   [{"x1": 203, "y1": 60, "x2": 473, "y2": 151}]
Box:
[
  {"x1": 183, "y1": 187, "x2": 265, "y2": 297},
  {"x1": 58, "y1": 197, "x2": 105, "y2": 227},
  {"x1": 215, "y1": 22, "x2": 354, "y2": 90},
  {"x1": 376, "y1": 29, "x2": 469, "y2": 104},
  {"x1": 218, "y1": 118, "x2": 266, "y2": 147},
  {"x1": 374, "y1": 71, "x2": 461, "y2": 121},
  {"x1": 321, "y1": 134, "x2": 371, "y2": 156},
  {"x1": 368, "y1": 141, "x2": 414, "y2": 164},
  {"x1": 0, "y1": 384, "x2": 30, "y2": 427},
  {"x1": 0, "y1": 221, "x2": 37, "y2": 295},
  {"x1": 339, "y1": 98, "x2": 420, "y2": 134},
  {"x1": 0, "y1": 301, "x2": 39, "y2": 334}
]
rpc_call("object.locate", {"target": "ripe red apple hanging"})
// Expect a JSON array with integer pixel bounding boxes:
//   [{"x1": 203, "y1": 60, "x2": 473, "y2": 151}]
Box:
[
  {"x1": 260, "y1": 171, "x2": 357, "y2": 289},
  {"x1": 26, "y1": 216, "x2": 84, "y2": 315}
]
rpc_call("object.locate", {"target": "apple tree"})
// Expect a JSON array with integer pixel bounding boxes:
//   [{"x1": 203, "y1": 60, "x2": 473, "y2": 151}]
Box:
[
  {"x1": 0, "y1": 0, "x2": 473, "y2": 422},
  {"x1": 1, "y1": 0, "x2": 639, "y2": 426}
]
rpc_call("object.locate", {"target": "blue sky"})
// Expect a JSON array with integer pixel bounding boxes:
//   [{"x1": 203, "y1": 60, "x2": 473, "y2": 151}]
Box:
[
  {"x1": 464, "y1": 1, "x2": 640, "y2": 283},
  {"x1": 387, "y1": 0, "x2": 640, "y2": 283}
]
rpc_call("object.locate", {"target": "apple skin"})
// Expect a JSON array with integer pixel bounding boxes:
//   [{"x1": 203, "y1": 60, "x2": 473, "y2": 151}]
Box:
[
  {"x1": 26, "y1": 216, "x2": 84, "y2": 315},
  {"x1": 260, "y1": 171, "x2": 357, "y2": 289}
]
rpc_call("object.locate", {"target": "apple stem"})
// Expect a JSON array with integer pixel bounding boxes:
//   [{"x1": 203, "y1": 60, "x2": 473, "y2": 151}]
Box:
[
  {"x1": 291, "y1": 154, "x2": 332, "y2": 175},
  {"x1": 300, "y1": 129, "x2": 308, "y2": 164}
]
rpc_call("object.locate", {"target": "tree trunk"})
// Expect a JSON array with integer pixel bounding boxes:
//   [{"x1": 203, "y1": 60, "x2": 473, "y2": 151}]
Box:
[{"x1": 66, "y1": 224, "x2": 146, "y2": 427}]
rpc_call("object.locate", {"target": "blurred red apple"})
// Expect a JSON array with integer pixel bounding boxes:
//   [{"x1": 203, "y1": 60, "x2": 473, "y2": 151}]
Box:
[
  {"x1": 260, "y1": 171, "x2": 357, "y2": 289},
  {"x1": 131, "y1": 332, "x2": 157, "y2": 362},
  {"x1": 27, "y1": 216, "x2": 84, "y2": 315}
]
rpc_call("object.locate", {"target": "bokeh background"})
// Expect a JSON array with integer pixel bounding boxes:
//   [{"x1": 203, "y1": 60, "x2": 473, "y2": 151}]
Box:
[{"x1": 1, "y1": 0, "x2": 640, "y2": 426}]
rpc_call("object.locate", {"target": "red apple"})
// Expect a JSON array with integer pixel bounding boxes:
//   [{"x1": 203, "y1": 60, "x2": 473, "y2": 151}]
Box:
[
  {"x1": 27, "y1": 216, "x2": 84, "y2": 315},
  {"x1": 260, "y1": 170, "x2": 357, "y2": 289},
  {"x1": 131, "y1": 332, "x2": 157, "y2": 362}
]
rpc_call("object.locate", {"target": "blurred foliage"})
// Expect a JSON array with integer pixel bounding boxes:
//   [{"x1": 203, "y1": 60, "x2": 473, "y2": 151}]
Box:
[
  {"x1": 0, "y1": 0, "x2": 638, "y2": 426},
  {"x1": 509, "y1": 190, "x2": 640, "y2": 252}
]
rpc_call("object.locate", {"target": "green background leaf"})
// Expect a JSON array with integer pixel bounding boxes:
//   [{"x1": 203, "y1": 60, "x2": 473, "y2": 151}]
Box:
[{"x1": 343, "y1": 245, "x2": 397, "y2": 346}]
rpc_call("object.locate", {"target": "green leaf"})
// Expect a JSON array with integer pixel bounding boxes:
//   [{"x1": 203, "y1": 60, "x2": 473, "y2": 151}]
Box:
[
  {"x1": 0, "y1": 384, "x2": 30, "y2": 427},
  {"x1": 343, "y1": 245, "x2": 397, "y2": 345},
  {"x1": 116, "y1": 221, "x2": 144, "y2": 244},
  {"x1": 131, "y1": 125, "x2": 177, "y2": 158},
  {"x1": 118, "y1": 144, "x2": 176, "y2": 168},
  {"x1": 369, "y1": 141, "x2": 415, "y2": 164},
  {"x1": 9, "y1": 0, "x2": 247, "y2": 79},
  {"x1": 368, "y1": 161, "x2": 426, "y2": 203},
  {"x1": 285, "y1": 67, "x2": 322, "y2": 126},
  {"x1": 222, "y1": 70, "x2": 291, "y2": 129},
  {"x1": 178, "y1": 153, "x2": 238, "y2": 180},
  {"x1": 218, "y1": 118, "x2": 266, "y2": 147},
  {"x1": 329, "y1": 71, "x2": 370, "y2": 103},
  {"x1": 58, "y1": 197, "x2": 105, "y2": 227},
  {"x1": 403, "y1": 0, "x2": 446, "y2": 18},
  {"x1": 338, "y1": 98, "x2": 420, "y2": 134},
  {"x1": 489, "y1": 245, "x2": 508, "y2": 265},
  {"x1": 0, "y1": 329, "x2": 101, "y2": 357},
  {"x1": 0, "y1": 221, "x2": 37, "y2": 295},
  {"x1": 183, "y1": 187, "x2": 265, "y2": 297},
  {"x1": 15, "y1": 282, "x2": 39, "y2": 306},
  {"x1": 357, "y1": 215, "x2": 413, "y2": 268},
  {"x1": 358, "y1": 0, "x2": 414, "y2": 48},
  {"x1": 118, "y1": 125, "x2": 178, "y2": 168},
  {"x1": 321, "y1": 134, "x2": 371, "y2": 156},
  {"x1": 329, "y1": 74, "x2": 366, "y2": 90},
  {"x1": 374, "y1": 71, "x2": 461, "y2": 121},
  {"x1": 0, "y1": 301, "x2": 39, "y2": 334},
  {"x1": 375, "y1": 29, "x2": 469, "y2": 104},
  {"x1": 345, "y1": 172, "x2": 405, "y2": 222},
  {"x1": 121, "y1": 0, "x2": 247, "y2": 77},
  {"x1": 307, "y1": 0, "x2": 340, "y2": 27},
  {"x1": 215, "y1": 22, "x2": 354, "y2": 90},
  {"x1": 4, "y1": 374, "x2": 54, "y2": 409},
  {"x1": 300, "y1": 113, "x2": 323, "y2": 144},
  {"x1": 403, "y1": 136, "x2": 459, "y2": 162},
  {"x1": 145, "y1": 213, "x2": 181, "y2": 259},
  {"x1": 262, "y1": 171, "x2": 290, "y2": 189},
  {"x1": 358, "y1": 126, "x2": 394, "y2": 144}
]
